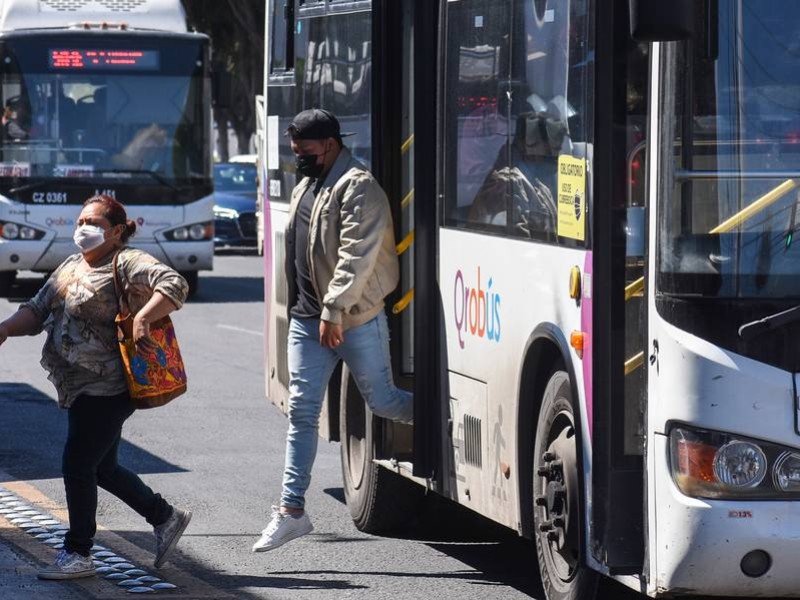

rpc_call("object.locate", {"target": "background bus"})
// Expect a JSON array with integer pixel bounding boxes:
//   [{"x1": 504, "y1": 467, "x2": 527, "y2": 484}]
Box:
[
  {"x1": 262, "y1": 1, "x2": 800, "y2": 598},
  {"x1": 0, "y1": 0, "x2": 213, "y2": 296}
]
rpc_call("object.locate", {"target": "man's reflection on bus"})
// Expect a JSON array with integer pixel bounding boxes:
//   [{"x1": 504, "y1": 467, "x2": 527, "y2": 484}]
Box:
[{"x1": 469, "y1": 110, "x2": 565, "y2": 240}]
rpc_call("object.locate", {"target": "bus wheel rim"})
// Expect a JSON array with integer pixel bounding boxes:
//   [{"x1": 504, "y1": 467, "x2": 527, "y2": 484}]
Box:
[
  {"x1": 537, "y1": 409, "x2": 580, "y2": 584},
  {"x1": 346, "y1": 394, "x2": 367, "y2": 489}
]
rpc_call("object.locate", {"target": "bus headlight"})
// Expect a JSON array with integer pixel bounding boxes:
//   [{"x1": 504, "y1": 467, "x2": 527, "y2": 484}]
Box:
[
  {"x1": 713, "y1": 441, "x2": 767, "y2": 488},
  {"x1": 189, "y1": 223, "x2": 207, "y2": 240},
  {"x1": 773, "y1": 452, "x2": 800, "y2": 491},
  {"x1": 0, "y1": 221, "x2": 45, "y2": 241},
  {"x1": 1, "y1": 222, "x2": 19, "y2": 239},
  {"x1": 669, "y1": 425, "x2": 800, "y2": 499},
  {"x1": 164, "y1": 222, "x2": 213, "y2": 242},
  {"x1": 171, "y1": 227, "x2": 189, "y2": 241}
]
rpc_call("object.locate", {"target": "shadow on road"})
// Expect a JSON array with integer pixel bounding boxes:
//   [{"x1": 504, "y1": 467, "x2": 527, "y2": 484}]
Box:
[
  {"x1": 0, "y1": 383, "x2": 187, "y2": 482},
  {"x1": 323, "y1": 486, "x2": 643, "y2": 599},
  {"x1": 114, "y1": 529, "x2": 370, "y2": 596},
  {"x1": 1, "y1": 275, "x2": 48, "y2": 303}
]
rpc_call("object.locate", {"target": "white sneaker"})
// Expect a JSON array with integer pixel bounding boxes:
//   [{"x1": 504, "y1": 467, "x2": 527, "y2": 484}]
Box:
[
  {"x1": 154, "y1": 507, "x2": 192, "y2": 568},
  {"x1": 252, "y1": 506, "x2": 313, "y2": 552},
  {"x1": 38, "y1": 549, "x2": 96, "y2": 580}
]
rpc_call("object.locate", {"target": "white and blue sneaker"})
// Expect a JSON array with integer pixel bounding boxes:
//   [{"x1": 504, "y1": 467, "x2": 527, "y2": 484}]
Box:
[{"x1": 38, "y1": 549, "x2": 96, "y2": 580}]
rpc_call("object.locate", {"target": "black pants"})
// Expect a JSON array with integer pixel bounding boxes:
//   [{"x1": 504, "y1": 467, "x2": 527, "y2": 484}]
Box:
[{"x1": 62, "y1": 392, "x2": 172, "y2": 557}]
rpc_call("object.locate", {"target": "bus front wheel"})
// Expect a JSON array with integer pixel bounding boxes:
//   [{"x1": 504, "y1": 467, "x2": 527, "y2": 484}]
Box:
[
  {"x1": 533, "y1": 370, "x2": 598, "y2": 600},
  {"x1": 0, "y1": 271, "x2": 16, "y2": 297},
  {"x1": 339, "y1": 366, "x2": 423, "y2": 533},
  {"x1": 179, "y1": 271, "x2": 199, "y2": 298}
]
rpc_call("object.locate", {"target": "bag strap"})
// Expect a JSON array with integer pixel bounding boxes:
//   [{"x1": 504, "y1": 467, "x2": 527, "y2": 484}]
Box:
[{"x1": 112, "y1": 250, "x2": 129, "y2": 316}]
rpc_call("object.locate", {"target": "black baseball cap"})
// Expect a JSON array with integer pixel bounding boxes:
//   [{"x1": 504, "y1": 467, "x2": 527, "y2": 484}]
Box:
[{"x1": 286, "y1": 108, "x2": 355, "y2": 141}]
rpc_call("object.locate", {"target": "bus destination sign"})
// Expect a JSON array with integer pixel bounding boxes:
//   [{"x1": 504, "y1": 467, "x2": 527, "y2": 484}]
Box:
[{"x1": 49, "y1": 49, "x2": 160, "y2": 71}]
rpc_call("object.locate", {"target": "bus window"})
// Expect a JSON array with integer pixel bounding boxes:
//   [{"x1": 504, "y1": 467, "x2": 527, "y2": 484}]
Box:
[
  {"x1": 507, "y1": 0, "x2": 592, "y2": 243},
  {"x1": 660, "y1": 1, "x2": 800, "y2": 300},
  {"x1": 269, "y1": 0, "x2": 293, "y2": 74},
  {"x1": 443, "y1": 0, "x2": 511, "y2": 234},
  {"x1": 301, "y1": 11, "x2": 372, "y2": 166}
]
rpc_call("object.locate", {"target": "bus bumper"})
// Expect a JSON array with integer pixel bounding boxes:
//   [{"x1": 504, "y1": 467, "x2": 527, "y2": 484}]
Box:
[
  {"x1": 0, "y1": 239, "x2": 50, "y2": 272},
  {"x1": 0, "y1": 240, "x2": 212, "y2": 273},
  {"x1": 653, "y1": 433, "x2": 800, "y2": 598}
]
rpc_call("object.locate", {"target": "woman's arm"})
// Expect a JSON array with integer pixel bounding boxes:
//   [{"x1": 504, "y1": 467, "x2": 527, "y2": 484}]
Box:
[
  {"x1": 0, "y1": 307, "x2": 43, "y2": 346},
  {"x1": 132, "y1": 291, "x2": 179, "y2": 348}
]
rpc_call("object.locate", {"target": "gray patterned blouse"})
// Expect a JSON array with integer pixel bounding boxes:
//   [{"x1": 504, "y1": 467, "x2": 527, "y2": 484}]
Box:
[{"x1": 21, "y1": 247, "x2": 188, "y2": 408}]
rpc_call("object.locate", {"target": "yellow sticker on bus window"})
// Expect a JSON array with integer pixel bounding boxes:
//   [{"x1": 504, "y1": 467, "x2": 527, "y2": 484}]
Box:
[{"x1": 557, "y1": 155, "x2": 586, "y2": 241}]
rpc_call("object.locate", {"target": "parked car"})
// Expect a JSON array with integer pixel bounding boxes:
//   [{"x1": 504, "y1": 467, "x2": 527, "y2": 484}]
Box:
[{"x1": 213, "y1": 162, "x2": 258, "y2": 247}]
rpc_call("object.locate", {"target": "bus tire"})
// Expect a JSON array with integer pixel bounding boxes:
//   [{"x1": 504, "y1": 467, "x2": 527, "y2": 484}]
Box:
[
  {"x1": 0, "y1": 271, "x2": 16, "y2": 297},
  {"x1": 339, "y1": 366, "x2": 423, "y2": 533},
  {"x1": 180, "y1": 271, "x2": 199, "y2": 298},
  {"x1": 533, "y1": 370, "x2": 598, "y2": 600}
]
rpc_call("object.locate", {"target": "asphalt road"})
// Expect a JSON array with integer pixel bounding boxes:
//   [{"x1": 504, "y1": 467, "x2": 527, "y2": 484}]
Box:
[{"x1": 0, "y1": 254, "x2": 643, "y2": 600}]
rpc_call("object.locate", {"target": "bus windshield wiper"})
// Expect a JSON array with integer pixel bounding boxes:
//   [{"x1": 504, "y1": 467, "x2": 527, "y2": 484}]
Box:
[
  {"x1": 92, "y1": 169, "x2": 180, "y2": 192},
  {"x1": 8, "y1": 178, "x2": 89, "y2": 194},
  {"x1": 738, "y1": 305, "x2": 800, "y2": 340}
]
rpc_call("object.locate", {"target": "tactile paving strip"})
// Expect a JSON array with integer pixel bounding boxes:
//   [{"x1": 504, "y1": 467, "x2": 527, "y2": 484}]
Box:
[{"x1": 0, "y1": 486, "x2": 178, "y2": 593}]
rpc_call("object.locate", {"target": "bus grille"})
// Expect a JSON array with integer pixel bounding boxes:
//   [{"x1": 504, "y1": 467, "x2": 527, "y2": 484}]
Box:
[{"x1": 464, "y1": 414, "x2": 482, "y2": 468}]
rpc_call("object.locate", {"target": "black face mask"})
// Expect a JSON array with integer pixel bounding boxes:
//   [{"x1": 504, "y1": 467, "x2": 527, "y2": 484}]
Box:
[{"x1": 296, "y1": 153, "x2": 325, "y2": 179}]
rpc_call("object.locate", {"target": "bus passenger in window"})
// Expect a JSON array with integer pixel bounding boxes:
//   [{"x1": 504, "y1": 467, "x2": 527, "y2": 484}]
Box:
[
  {"x1": 2, "y1": 96, "x2": 30, "y2": 141},
  {"x1": 252, "y1": 108, "x2": 413, "y2": 553},
  {"x1": 469, "y1": 111, "x2": 561, "y2": 238}
]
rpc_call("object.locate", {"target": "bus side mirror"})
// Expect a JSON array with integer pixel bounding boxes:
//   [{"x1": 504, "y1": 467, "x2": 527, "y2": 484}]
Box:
[{"x1": 629, "y1": 0, "x2": 694, "y2": 42}]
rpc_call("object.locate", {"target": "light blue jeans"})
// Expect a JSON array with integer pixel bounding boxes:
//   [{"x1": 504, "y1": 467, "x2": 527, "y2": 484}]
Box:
[{"x1": 281, "y1": 312, "x2": 413, "y2": 509}]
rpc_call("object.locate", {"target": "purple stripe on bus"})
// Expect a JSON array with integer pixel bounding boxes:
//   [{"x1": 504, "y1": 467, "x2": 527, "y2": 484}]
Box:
[{"x1": 582, "y1": 251, "x2": 593, "y2": 438}]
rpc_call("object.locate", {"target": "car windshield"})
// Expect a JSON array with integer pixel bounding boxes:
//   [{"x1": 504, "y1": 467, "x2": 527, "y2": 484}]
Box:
[
  {"x1": 0, "y1": 35, "x2": 210, "y2": 203},
  {"x1": 214, "y1": 163, "x2": 257, "y2": 192},
  {"x1": 659, "y1": 1, "x2": 800, "y2": 299}
]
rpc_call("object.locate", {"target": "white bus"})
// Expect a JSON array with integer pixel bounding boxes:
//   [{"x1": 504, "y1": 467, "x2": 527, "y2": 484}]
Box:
[
  {"x1": 0, "y1": 0, "x2": 213, "y2": 296},
  {"x1": 262, "y1": 1, "x2": 800, "y2": 597}
]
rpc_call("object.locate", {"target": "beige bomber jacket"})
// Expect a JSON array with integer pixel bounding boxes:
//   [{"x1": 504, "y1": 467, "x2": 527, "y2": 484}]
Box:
[{"x1": 285, "y1": 147, "x2": 400, "y2": 330}]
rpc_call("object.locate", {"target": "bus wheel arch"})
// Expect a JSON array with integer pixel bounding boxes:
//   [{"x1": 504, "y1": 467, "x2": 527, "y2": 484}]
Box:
[
  {"x1": 517, "y1": 326, "x2": 596, "y2": 599},
  {"x1": 339, "y1": 365, "x2": 423, "y2": 533}
]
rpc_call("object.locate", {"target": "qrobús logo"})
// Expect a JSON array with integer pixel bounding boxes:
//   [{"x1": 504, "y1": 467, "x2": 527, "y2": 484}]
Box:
[{"x1": 454, "y1": 267, "x2": 501, "y2": 349}]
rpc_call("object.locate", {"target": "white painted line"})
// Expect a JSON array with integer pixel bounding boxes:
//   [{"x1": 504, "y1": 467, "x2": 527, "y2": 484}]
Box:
[{"x1": 216, "y1": 324, "x2": 264, "y2": 337}]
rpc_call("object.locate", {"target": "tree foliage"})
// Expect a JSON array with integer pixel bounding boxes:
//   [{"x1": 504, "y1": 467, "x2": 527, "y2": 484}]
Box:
[{"x1": 182, "y1": 0, "x2": 264, "y2": 160}]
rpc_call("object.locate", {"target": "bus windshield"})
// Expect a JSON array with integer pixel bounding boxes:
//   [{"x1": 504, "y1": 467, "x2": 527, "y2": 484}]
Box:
[
  {"x1": 0, "y1": 35, "x2": 210, "y2": 204},
  {"x1": 660, "y1": 1, "x2": 800, "y2": 299}
]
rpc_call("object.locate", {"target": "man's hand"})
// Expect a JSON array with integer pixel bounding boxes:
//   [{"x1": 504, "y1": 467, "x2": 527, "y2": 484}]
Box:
[
  {"x1": 319, "y1": 320, "x2": 344, "y2": 349},
  {"x1": 0, "y1": 323, "x2": 7, "y2": 348}
]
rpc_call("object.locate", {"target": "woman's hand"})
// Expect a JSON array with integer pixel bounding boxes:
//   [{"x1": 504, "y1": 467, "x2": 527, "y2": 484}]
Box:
[
  {"x1": 132, "y1": 314, "x2": 157, "y2": 351},
  {"x1": 319, "y1": 320, "x2": 344, "y2": 349},
  {"x1": 0, "y1": 324, "x2": 8, "y2": 347}
]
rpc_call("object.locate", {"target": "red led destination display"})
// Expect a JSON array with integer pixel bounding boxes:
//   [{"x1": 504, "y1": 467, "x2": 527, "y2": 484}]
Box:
[{"x1": 49, "y1": 49, "x2": 160, "y2": 71}]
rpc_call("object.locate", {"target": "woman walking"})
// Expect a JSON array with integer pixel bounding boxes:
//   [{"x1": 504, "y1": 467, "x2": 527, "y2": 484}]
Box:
[{"x1": 0, "y1": 195, "x2": 191, "y2": 580}]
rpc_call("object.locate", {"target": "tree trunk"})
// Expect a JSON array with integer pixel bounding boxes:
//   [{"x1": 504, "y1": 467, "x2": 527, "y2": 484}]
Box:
[
  {"x1": 215, "y1": 108, "x2": 230, "y2": 162},
  {"x1": 235, "y1": 128, "x2": 252, "y2": 156}
]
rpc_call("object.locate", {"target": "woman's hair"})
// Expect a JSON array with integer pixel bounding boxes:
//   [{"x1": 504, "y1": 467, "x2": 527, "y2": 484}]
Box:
[{"x1": 83, "y1": 194, "x2": 136, "y2": 242}]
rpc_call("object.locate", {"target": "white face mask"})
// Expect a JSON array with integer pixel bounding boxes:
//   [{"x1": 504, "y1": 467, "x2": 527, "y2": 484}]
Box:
[{"x1": 73, "y1": 224, "x2": 107, "y2": 252}]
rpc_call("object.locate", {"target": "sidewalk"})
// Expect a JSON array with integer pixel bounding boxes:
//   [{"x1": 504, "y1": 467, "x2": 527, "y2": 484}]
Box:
[{"x1": 0, "y1": 537, "x2": 88, "y2": 600}]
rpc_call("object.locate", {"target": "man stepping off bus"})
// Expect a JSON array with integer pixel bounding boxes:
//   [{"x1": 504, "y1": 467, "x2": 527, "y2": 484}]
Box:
[{"x1": 253, "y1": 109, "x2": 413, "y2": 552}]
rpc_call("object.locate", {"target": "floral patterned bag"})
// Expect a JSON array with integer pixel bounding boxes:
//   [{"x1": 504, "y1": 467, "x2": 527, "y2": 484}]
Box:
[{"x1": 113, "y1": 252, "x2": 187, "y2": 409}]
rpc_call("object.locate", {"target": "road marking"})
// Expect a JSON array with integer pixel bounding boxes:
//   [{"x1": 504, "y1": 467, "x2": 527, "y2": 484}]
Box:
[
  {"x1": 0, "y1": 472, "x2": 235, "y2": 599},
  {"x1": 216, "y1": 324, "x2": 264, "y2": 337}
]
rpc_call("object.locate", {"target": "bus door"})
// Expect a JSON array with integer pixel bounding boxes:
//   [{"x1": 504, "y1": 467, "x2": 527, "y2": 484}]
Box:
[
  {"x1": 589, "y1": 0, "x2": 648, "y2": 574},
  {"x1": 264, "y1": 0, "x2": 374, "y2": 441}
]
